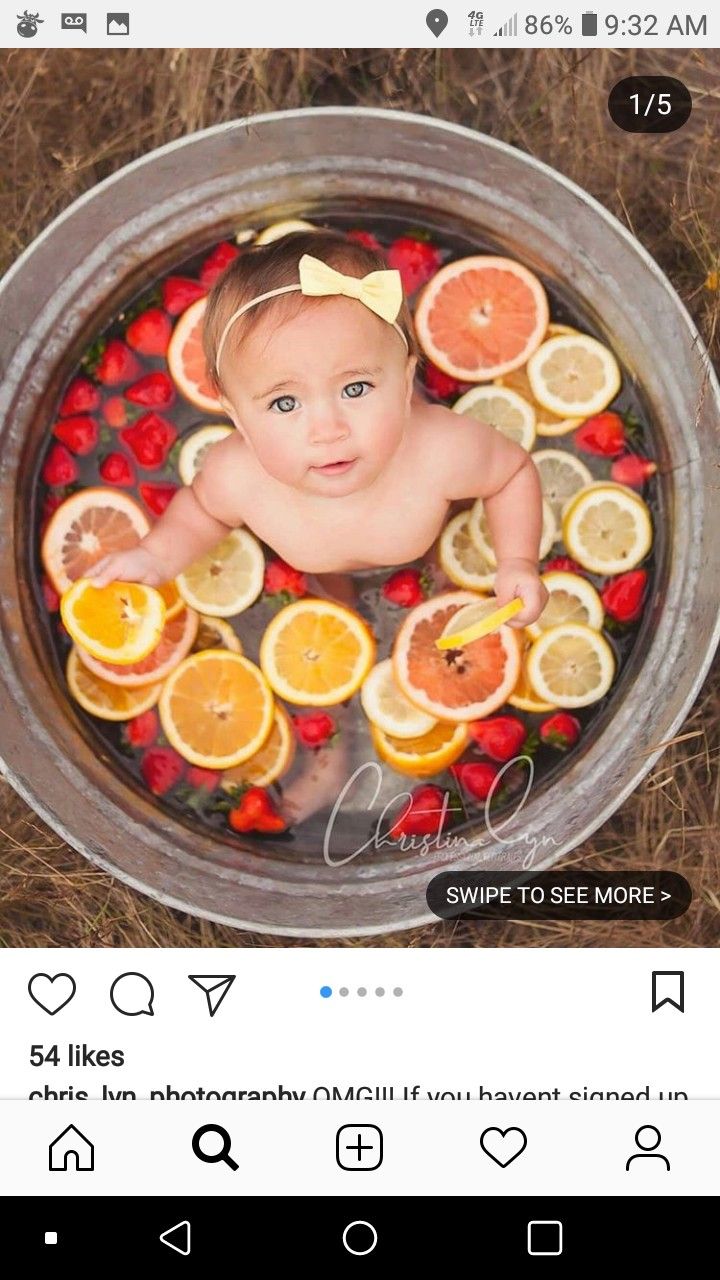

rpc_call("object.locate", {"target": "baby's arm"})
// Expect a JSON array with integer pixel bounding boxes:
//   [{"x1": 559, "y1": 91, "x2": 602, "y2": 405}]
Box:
[
  {"x1": 440, "y1": 412, "x2": 549, "y2": 626},
  {"x1": 86, "y1": 437, "x2": 244, "y2": 588}
]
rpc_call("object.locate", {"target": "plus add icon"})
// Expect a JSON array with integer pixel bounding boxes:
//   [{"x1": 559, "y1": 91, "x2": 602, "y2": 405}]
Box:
[{"x1": 336, "y1": 1124, "x2": 383, "y2": 1171}]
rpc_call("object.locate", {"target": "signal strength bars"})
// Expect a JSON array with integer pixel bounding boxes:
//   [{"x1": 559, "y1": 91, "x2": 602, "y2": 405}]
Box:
[{"x1": 494, "y1": 12, "x2": 518, "y2": 36}]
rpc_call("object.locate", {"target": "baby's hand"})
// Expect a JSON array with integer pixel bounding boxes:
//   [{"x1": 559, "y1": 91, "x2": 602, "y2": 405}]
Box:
[
  {"x1": 84, "y1": 545, "x2": 169, "y2": 589},
  {"x1": 493, "y1": 558, "x2": 548, "y2": 628}
]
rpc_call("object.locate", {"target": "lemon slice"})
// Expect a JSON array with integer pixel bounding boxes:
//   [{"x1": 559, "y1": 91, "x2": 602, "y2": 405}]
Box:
[
  {"x1": 494, "y1": 362, "x2": 583, "y2": 439},
  {"x1": 192, "y1": 615, "x2": 244, "y2": 654},
  {"x1": 526, "y1": 570, "x2": 604, "y2": 640},
  {"x1": 508, "y1": 630, "x2": 557, "y2": 713},
  {"x1": 532, "y1": 448, "x2": 593, "y2": 525},
  {"x1": 526, "y1": 622, "x2": 615, "y2": 708},
  {"x1": 255, "y1": 219, "x2": 317, "y2": 245},
  {"x1": 546, "y1": 322, "x2": 580, "y2": 337},
  {"x1": 468, "y1": 496, "x2": 557, "y2": 566},
  {"x1": 527, "y1": 334, "x2": 621, "y2": 417},
  {"x1": 562, "y1": 482, "x2": 653, "y2": 574},
  {"x1": 361, "y1": 658, "x2": 438, "y2": 739},
  {"x1": 178, "y1": 424, "x2": 234, "y2": 486},
  {"x1": 60, "y1": 580, "x2": 166, "y2": 665},
  {"x1": 437, "y1": 596, "x2": 524, "y2": 649},
  {"x1": 452, "y1": 385, "x2": 537, "y2": 452},
  {"x1": 66, "y1": 647, "x2": 163, "y2": 721},
  {"x1": 438, "y1": 510, "x2": 495, "y2": 591},
  {"x1": 259, "y1": 599, "x2": 375, "y2": 706},
  {"x1": 177, "y1": 528, "x2": 265, "y2": 617},
  {"x1": 370, "y1": 719, "x2": 469, "y2": 778}
]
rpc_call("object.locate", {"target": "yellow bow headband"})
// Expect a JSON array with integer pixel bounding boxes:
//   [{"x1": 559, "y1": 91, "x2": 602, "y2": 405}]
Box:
[{"x1": 214, "y1": 253, "x2": 407, "y2": 377}]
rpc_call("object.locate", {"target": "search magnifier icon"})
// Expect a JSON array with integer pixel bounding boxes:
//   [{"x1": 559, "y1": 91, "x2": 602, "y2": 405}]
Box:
[{"x1": 192, "y1": 1123, "x2": 239, "y2": 1171}]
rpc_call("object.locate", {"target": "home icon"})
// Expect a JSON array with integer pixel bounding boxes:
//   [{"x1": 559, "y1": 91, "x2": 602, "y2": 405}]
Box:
[{"x1": 49, "y1": 1124, "x2": 94, "y2": 1172}]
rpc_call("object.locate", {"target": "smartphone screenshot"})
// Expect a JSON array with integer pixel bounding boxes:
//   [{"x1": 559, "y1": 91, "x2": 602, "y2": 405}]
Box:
[{"x1": 1, "y1": 1, "x2": 718, "y2": 1257}]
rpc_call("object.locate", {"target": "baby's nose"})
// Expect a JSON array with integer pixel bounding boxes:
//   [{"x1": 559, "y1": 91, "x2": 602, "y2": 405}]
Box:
[{"x1": 308, "y1": 411, "x2": 350, "y2": 445}]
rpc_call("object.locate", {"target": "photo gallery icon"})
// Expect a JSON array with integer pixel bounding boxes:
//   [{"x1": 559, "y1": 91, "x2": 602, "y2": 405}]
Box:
[{"x1": 107, "y1": 12, "x2": 129, "y2": 35}]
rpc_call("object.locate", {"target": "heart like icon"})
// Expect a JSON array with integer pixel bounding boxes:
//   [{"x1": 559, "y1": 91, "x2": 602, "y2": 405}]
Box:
[
  {"x1": 479, "y1": 1126, "x2": 527, "y2": 1168},
  {"x1": 28, "y1": 972, "x2": 76, "y2": 1015}
]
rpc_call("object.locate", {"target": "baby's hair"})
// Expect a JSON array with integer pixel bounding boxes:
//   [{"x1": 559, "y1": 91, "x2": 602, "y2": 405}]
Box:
[{"x1": 202, "y1": 228, "x2": 420, "y2": 395}]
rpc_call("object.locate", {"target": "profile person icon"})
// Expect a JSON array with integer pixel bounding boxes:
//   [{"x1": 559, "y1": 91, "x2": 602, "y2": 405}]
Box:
[{"x1": 625, "y1": 1125, "x2": 670, "y2": 1171}]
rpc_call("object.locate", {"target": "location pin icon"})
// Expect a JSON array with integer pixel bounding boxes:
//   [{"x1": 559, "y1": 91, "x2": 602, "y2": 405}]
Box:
[{"x1": 426, "y1": 8, "x2": 449, "y2": 37}]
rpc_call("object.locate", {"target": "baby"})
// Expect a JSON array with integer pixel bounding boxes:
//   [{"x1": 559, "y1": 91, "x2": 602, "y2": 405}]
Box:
[{"x1": 88, "y1": 228, "x2": 548, "y2": 621}]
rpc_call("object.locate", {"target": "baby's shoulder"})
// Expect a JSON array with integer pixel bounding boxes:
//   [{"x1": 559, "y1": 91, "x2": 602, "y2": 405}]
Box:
[
  {"x1": 410, "y1": 399, "x2": 477, "y2": 453},
  {"x1": 191, "y1": 430, "x2": 255, "y2": 524}
]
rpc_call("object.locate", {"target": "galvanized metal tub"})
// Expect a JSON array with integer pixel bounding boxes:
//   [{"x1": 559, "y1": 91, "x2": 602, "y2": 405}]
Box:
[{"x1": 0, "y1": 107, "x2": 718, "y2": 937}]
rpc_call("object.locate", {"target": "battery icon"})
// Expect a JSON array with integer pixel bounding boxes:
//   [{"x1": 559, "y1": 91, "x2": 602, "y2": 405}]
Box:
[{"x1": 582, "y1": 11, "x2": 598, "y2": 35}]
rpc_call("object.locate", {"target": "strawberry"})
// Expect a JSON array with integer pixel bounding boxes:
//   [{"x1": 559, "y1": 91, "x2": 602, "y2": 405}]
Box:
[
  {"x1": 468, "y1": 715, "x2": 527, "y2": 762},
  {"x1": 200, "y1": 242, "x2": 241, "y2": 289},
  {"x1": 139, "y1": 482, "x2": 178, "y2": 517},
  {"x1": 52, "y1": 415, "x2": 99, "y2": 456},
  {"x1": 382, "y1": 567, "x2": 430, "y2": 608},
  {"x1": 347, "y1": 229, "x2": 383, "y2": 252},
  {"x1": 387, "y1": 236, "x2": 442, "y2": 295},
  {"x1": 125, "y1": 307, "x2": 172, "y2": 357},
  {"x1": 539, "y1": 711, "x2": 581, "y2": 751},
  {"x1": 41, "y1": 576, "x2": 60, "y2": 612},
  {"x1": 42, "y1": 443, "x2": 78, "y2": 487},
  {"x1": 120, "y1": 412, "x2": 177, "y2": 469},
  {"x1": 601, "y1": 569, "x2": 647, "y2": 623},
  {"x1": 161, "y1": 275, "x2": 207, "y2": 316},
  {"x1": 263, "y1": 557, "x2": 308, "y2": 600},
  {"x1": 610, "y1": 454, "x2": 657, "y2": 489},
  {"x1": 228, "y1": 786, "x2": 286, "y2": 834},
  {"x1": 389, "y1": 783, "x2": 457, "y2": 839},
  {"x1": 123, "y1": 708, "x2": 159, "y2": 750},
  {"x1": 99, "y1": 452, "x2": 136, "y2": 487},
  {"x1": 125, "y1": 371, "x2": 175, "y2": 409},
  {"x1": 39, "y1": 491, "x2": 64, "y2": 537},
  {"x1": 292, "y1": 711, "x2": 337, "y2": 749},
  {"x1": 451, "y1": 761, "x2": 500, "y2": 802},
  {"x1": 574, "y1": 411, "x2": 626, "y2": 457},
  {"x1": 185, "y1": 765, "x2": 221, "y2": 791},
  {"x1": 59, "y1": 377, "x2": 101, "y2": 417},
  {"x1": 422, "y1": 360, "x2": 469, "y2": 401},
  {"x1": 103, "y1": 396, "x2": 131, "y2": 428},
  {"x1": 543, "y1": 555, "x2": 585, "y2": 574},
  {"x1": 140, "y1": 745, "x2": 185, "y2": 794},
  {"x1": 94, "y1": 338, "x2": 142, "y2": 386}
]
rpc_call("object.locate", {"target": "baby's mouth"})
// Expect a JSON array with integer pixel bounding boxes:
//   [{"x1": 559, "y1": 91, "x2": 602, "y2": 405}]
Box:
[{"x1": 311, "y1": 458, "x2": 358, "y2": 475}]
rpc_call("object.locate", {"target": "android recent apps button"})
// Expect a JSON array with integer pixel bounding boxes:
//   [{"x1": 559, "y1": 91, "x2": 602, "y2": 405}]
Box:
[{"x1": 426, "y1": 870, "x2": 691, "y2": 921}]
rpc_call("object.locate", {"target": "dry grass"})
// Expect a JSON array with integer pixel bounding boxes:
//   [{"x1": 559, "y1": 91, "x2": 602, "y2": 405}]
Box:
[{"x1": 0, "y1": 48, "x2": 718, "y2": 947}]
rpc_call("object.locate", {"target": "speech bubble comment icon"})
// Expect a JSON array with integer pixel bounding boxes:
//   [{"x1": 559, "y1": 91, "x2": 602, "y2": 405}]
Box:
[{"x1": 110, "y1": 971, "x2": 155, "y2": 1016}]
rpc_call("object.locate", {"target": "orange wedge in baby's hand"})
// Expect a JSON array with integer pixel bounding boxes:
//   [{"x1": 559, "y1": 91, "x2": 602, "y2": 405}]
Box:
[{"x1": 60, "y1": 579, "x2": 166, "y2": 666}]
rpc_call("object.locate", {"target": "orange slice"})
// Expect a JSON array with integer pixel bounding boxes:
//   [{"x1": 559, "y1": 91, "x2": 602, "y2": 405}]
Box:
[
  {"x1": 66, "y1": 647, "x2": 163, "y2": 721},
  {"x1": 60, "y1": 580, "x2": 166, "y2": 665},
  {"x1": 159, "y1": 649, "x2": 275, "y2": 769},
  {"x1": 370, "y1": 719, "x2": 469, "y2": 778},
  {"x1": 76, "y1": 606, "x2": 198, "y2": 688},
  {"x1": 392, "y1": 591, "x2": 521, "y2": 723},
  {"x1": 41, "y1": 488, "x2": 150, "y2": 595},
  {"x1": 414, "y1": 255, "x2": 549, "y2": 381},
  {"x1": 192, "y1": 615, "x2": 243, "y2": 654},
  {"x1": 156, "y1": 579, "x2": 184, "y2": 621},
  {"x1": 166, "y1": 297, "x2": 225, "y2": 415},
  {"x1": 221, "y1": 703, "x2": 296, "y2": 789},
  {"x1": 259, "y1": 599, "x2": 375, "y2": 707}
]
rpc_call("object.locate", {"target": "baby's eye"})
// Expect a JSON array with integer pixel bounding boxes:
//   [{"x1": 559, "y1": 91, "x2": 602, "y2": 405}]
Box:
[
  {"x1": 270, "y1": 394, "x2": 298, "y2": 414},
  {"x1": 342, "y1": 380, "x2": 372, "y2": 400}
]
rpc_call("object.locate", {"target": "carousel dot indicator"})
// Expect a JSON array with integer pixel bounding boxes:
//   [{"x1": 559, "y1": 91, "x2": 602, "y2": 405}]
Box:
[
  {"x1": 339, "y1": 987, "x2": 349, "y2": 997},
  {"x1": 394, "y1": 987, "x2": 404, "y2": 996},
  {"x1": 320, "y1": 985, "x2": 332, "y2": 998},
  {"x1": 357, "y1": 987, "x2": 367, "y2": 997}
]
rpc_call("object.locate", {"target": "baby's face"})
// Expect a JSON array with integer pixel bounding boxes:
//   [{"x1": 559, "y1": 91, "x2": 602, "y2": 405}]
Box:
[{"x1": 218, "y1": 297, "x2": 416, "y2": 497}]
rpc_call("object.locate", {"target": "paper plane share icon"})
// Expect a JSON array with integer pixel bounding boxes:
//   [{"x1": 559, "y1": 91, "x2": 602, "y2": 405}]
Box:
[{"x1": 188, "y1": 974, "x2": 236, "y2": 1017}]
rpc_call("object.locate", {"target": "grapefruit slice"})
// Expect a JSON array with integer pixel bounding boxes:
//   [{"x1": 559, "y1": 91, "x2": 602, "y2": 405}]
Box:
[
  {"x1": 392, "y1": 591, "x2": 521, "y2": 723},
  {"x1": 167, "y1": 297, "x2": 225, "y2": 414},
  {"x1": 75, "y1": 606, "x2": 198, "y2": 688},
  {"x1": 414, "y1": 255, "x2": 549, "y2": 382},
  {"x1": 41, "y1": 488, "x2": 150, "y2": 595}
]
